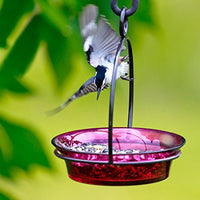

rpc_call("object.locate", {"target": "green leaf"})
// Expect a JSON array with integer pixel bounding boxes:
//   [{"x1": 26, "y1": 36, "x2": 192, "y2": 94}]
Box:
[
  {"x1": 36, "y1": 0, "x2": 69, "y2": 36},
  {"x1": 0, "y1": 147, "x2": 10, "y2": 177},
  {"x1": 0, "y1": 193, "x2": 10, "y2": 200},
  {"x1": 0, "y1": 192, "x2": 17, "y2": 200},
  {"x1": 0, "y1": 15, "x2": 42, "y2": 77},
  {"x1": 0, "y1": 76, "x2": 30, "y2": 94},
  {"x1": 0, "y1": 15, "x2": 43, "y2": 93},
  {"x1": 0, "y1": 0, "x2": 34, "y2": 47},
  {"x1": 42, "y1": 21, "x2": 73, "y2": 86},
  {"x1": 0, "y1": 116, "x2": 51, "y2": 178}
]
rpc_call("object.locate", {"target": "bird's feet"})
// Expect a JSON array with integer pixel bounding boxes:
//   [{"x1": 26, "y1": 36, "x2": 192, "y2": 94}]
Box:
[
  {"x1": 120, "y1": 74, "x2": 134, "y2": 81},
  {"x1": 120, "y1": 55, "x2": 129, "y2": 62}
]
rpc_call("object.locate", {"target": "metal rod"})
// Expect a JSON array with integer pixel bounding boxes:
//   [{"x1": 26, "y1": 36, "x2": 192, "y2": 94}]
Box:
[
  {"x1": 108, "y1": 37, "x2": 126, "y2": 164},
  {"x1": 109, "y1": 0, "x2": 139, "y2": 164},
  {"x1": 126, "y1": 39, "x2": 134, "y2": 127}
]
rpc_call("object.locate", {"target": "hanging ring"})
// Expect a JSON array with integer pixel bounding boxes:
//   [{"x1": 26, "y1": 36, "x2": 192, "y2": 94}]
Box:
[{"x1": 111, "y1": 0, "x2": 139, "y2": 17}]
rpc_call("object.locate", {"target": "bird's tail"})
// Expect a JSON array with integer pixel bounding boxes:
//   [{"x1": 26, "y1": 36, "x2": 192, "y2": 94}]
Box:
[{"x1": 46, "y1": 95, "x2": 75, "y2": 116}]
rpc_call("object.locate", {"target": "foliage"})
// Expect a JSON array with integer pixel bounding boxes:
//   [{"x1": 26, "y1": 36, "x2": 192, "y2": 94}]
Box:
[
  {"x1": 0, "y1": 191, "x2": 17, "y2": 200},
  {"x1": 0, "y1": 0, "x2": 156, "y2": 199},
  {"x1": 0, "y1": 116, "x2": 50, "y2": 177},
  {"x1": 0, "y1": 0, "x2": 155, "y2": 92}
]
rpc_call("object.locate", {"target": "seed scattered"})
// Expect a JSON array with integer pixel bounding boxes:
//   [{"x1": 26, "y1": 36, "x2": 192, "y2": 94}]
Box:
[{"x1": 68, "y1": 143, "x2": 140, "y2": 154}]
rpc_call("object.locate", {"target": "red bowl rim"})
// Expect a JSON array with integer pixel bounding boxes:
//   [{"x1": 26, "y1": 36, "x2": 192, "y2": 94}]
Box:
[{"x1": 51, "y1": 127, "x2": 186, "y2": 155}]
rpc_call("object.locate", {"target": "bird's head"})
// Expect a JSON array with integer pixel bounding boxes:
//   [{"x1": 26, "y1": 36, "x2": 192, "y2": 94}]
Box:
[{"x1": 95, "y1": 65, "x2": 107, "y2": 100}]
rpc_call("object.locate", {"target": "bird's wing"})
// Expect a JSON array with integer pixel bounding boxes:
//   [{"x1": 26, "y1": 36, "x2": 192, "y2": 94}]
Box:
[
  {"x1": 47, "y1": 76, "x2": 110, "y2": 115},
  {"x1": 79, "y1": 5, "x2": 124, "y2": 67},
  {"x1": 90, "y1": 16, "x2": 122, "y2": 62},
  {"x1": 79, "y1": 5, "x2": 98, "y2": 52}
]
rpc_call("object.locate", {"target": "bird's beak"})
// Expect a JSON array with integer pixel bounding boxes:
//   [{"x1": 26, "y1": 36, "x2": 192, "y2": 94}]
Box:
[{"x1": 97, "y1": 88, "x2": 101, "y2": 100}]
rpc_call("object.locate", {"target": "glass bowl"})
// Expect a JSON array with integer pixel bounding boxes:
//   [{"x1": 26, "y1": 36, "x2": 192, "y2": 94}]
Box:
[{"x1": 52, "y1": 127, "x2": 185, "y2": 186}]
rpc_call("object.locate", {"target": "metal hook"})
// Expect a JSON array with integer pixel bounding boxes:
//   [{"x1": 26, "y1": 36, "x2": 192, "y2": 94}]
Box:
[
  {"x1": 111, "y1": 0, "x2": 139, "y2": 17},
  {"x1": 120, "y1": 7, "x2": 128, "y2": 37}
]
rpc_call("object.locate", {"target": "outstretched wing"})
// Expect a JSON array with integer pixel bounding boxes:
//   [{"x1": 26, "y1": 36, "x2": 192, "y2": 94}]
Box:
[
  {"x1": 47, "y1": 76, "x2": 110, "y2": 115},
  {"x1": 79, "y1": 5, "x2": 123, "y2": 67},
  {"x1": 79, "y1": 5, "x2": 98, "y2": 54},
  {"x1": 90, "y1": 17, "x2": 122, "y2": 65}
]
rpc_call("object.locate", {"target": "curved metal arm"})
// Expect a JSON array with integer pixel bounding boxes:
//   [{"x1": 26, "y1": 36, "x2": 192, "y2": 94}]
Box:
[
  {"x1": 108, "y1": 37, "x2": 126, "y2": 164},
  {"x1": 111, "y1": 0, "x2": 139, "y2": 17},
  {"x1": 126, "y1": 39, "x2": 134, "y2": 128},
  {"x1": 108, "y1": 0, "x2": 137, "y2": 164},
  {"x1": 108, "y1": 38, "x2": 134, "y2": 164}
]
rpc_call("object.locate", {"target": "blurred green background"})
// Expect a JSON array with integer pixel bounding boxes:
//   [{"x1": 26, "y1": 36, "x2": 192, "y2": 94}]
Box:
[{"x1": 0, "y1": 0, "x2": 199, "y2": 199}]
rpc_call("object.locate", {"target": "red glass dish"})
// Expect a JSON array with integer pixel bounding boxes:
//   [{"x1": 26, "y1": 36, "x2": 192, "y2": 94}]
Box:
[{"x1": 52, "y1": 127, "x2": 185, "y2": 185}]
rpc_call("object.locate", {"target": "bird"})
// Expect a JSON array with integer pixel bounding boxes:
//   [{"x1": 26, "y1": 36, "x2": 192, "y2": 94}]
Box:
[{"x1": 47, "y1": 4, "x2": 129, "y2": 115}]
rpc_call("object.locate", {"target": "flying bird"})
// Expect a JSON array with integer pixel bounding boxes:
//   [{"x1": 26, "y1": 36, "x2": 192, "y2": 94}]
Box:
[{"x1": 47, "y1": 4, "x2": 129, "y2": 115}]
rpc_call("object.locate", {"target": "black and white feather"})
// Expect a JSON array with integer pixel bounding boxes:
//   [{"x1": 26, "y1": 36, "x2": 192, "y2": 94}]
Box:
[
  {"x1": 79, "y1": 5, "x2": 124, "y2": 67},
  {"x1": 47, "y1": 4, "x2": 129, "y2": 115},
  {"x1": 79, "y1": 5, "x2": 98, "y2": 48},
  {"x1": 47, "y1": 76, "x2": 109, "y2": 115}
]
